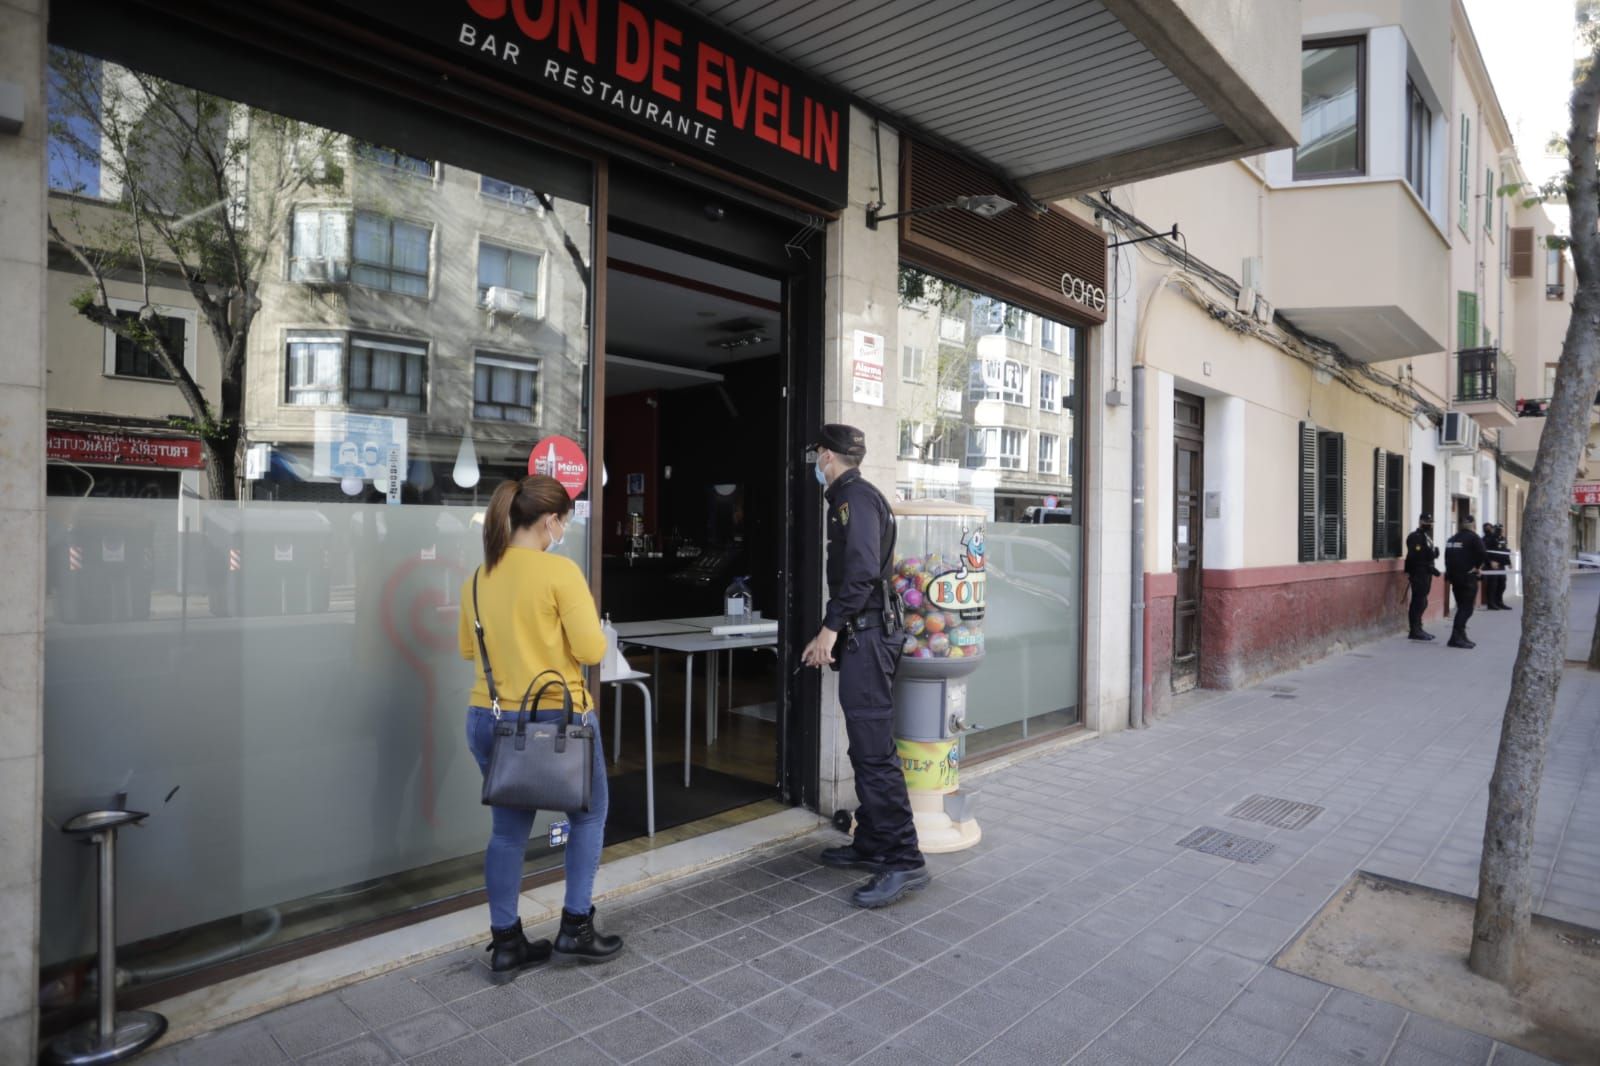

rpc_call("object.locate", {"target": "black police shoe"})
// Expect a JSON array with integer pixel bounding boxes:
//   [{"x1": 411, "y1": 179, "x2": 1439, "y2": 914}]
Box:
[
  {"x1": 1407, "y1": 631, "x2": 1431, "y2": 641},
  {"x1": 1447, "y1": 636, "x2": 1476, "y2": 649},
  {"x1": 819, "y1": 845, "x2": 887, "y2": 871},
  {"x1": 851, "y1": 867, "x2": 931, "y2": 909}
]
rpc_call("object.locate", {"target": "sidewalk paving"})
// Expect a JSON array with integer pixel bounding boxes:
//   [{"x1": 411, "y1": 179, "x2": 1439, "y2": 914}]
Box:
[{"x1": 148, "y1": 595, "x2": 1600, "y2": 1066}]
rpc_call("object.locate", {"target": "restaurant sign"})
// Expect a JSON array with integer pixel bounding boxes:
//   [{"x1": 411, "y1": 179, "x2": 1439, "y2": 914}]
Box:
[
  {"x1": 1576, "y1": 481, "x2": 1600, "y2": 506},
  {"x1": 334, "y1": 0, "x2": 850, "y2": 207},
  {"x1": 47, "y1": 429, "x2": 206, "y2": 470}
]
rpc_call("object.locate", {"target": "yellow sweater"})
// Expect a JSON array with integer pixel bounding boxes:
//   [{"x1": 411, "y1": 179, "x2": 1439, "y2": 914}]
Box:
[{"x1": 458, "y1": 548, "x2": 606, "y2": 713}]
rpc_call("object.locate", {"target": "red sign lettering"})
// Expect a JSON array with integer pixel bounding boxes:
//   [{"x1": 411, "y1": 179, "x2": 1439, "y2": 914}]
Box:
[{"x1": 47, "y1": 429, "x2": 206, "y2": 470}]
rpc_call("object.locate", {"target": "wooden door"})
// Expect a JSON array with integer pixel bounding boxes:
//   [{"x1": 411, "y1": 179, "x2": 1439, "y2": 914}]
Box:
[{"x1": 1173, "y1": 393, "x2": 1205, "y2": 693}]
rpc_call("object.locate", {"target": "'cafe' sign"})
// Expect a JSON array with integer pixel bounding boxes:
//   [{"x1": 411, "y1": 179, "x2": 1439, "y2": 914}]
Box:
[{"x1": 338, "y1": 0, "x2": 851, "y2": 207}]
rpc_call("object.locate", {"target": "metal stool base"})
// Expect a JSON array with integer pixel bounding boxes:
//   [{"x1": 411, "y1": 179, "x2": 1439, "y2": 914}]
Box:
[{"x1": 44, "y1": 1009, "x2": 168, "y2": 1065}]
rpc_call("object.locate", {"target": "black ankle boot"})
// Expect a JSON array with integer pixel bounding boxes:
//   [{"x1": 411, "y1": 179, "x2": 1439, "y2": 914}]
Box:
[
  {"x1": 553, "y1": 907, "x2": 623, "y2": 963},
  {"x1": 486, "y1": 920, "x2": 552, "y2": 980}
]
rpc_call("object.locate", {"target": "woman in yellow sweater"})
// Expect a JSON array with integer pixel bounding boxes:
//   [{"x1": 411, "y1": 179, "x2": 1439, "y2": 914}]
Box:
[{"x1": 459, "y1": 475, "x2": 622, "y2": 978}]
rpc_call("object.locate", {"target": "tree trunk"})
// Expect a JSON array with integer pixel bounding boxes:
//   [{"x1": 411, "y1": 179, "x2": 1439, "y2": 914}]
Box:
[
  {"x1": 1590, "y1": 579, "x2": 1600, "y2": 669},
  {"x1": 1469, "y1": 47, "x2": 1600, "y2": 985}
]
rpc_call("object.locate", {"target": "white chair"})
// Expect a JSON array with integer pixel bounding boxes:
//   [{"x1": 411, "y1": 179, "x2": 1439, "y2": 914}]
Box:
[{"x1": 599, "y1": 657, "x2": 655, "y2": 838}]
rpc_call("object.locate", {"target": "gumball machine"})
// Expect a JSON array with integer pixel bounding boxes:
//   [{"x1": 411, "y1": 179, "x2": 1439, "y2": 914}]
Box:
[{"x1": 889, "y1": 500, "x2": 985, "y2": 851}]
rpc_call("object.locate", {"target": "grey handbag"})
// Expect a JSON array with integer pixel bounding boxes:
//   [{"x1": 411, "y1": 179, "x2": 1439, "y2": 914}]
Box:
[{"x1": 472, "y1": 571, "x2": 594, "y2": 813}]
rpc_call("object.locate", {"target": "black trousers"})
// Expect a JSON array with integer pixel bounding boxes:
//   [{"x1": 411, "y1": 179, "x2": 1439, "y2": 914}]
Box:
[
  {"x1": 1450, "y1": 577, "x2": 1477, "y2": 638},
  {"x1": 837, "y1": 628, "x2": 923, "y2": 870},
  {"x1": 1407, "y1": 575, "x2": 1431, "y2": 633},
  {"x1": 1486, "y1": 570, "x2": 1507, "y2": 607}
]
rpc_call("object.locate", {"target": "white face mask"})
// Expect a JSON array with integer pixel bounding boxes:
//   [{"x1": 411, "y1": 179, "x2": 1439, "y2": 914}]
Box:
[
  {"x1": 815, "y1": 461, "x2": 828, "y2": 486},
  {"x1": 547, "y1": 515, "x2": 565, "y2": 551}
]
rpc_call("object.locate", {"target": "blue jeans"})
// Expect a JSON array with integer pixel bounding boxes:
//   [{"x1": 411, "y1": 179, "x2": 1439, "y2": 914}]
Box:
[{"x1": 466, "y1": 706, "x2": 609, "y2": 927}]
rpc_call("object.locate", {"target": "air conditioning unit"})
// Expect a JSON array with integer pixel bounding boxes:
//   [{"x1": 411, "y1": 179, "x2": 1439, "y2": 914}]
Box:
[
  {"x1": 1450, "y1": 470, "x2": 1480, "y2": 498},
  {"x1": 1235, "y1": 286, "x2": 1257, "y2": 315},
  {"x1": 484, "y1": 286, "x2": 524, "y2": 316},
  {"x1": 1253, "y1": 296, "x2": 1274, "y2": 325},
  {"x1": 1440, "y1": 412, "x2": 1481, "y2": 452}
]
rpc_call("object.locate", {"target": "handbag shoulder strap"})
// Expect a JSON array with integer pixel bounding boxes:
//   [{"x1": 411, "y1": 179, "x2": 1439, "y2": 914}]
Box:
[{"x1": 471, "y1": 569, "x2": 503, "y2": 715}]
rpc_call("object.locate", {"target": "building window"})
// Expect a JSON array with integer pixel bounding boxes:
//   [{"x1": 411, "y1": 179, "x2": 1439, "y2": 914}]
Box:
[
  {"x1": 1548, "y1": 246, "x2": 1566, "y2": 299},
  {"x1": 1004, "y1": 311, "x2": 1031, "y2": 344},
  {"x1": 999, "y1": 428, "x2": 1026, "y2": 471},
  {"x1": 1297, "y1": 38, "x2": 1364, "y2": 179},
  {"x1": 352, "y1": 212, "x2": 430, "y2": 296},
  {"x1": 103, "y1": 303, "x2": 192, "y2": 382},
  {"x1": 1483, "y1": 167, "x2": 1494, "y2": 234},
  {"x1": 349, "y1": 337, "x2": 427, "y2": 413},
  {"x1": 1373, "y1": 449, "x2": 1403, "y2": 559},
  {"x1": 965, "y1": 427, "x2": 997, "y2": 469},
  {"x1": 480, "y1": 175, "x2": 543, "y2": 211},
  {"x1": 477, "y1": 241, "x2": 541, "y2": 311},
  {"x1": 901, "y1": 345, "x2": 926, "y2": 382},
  {"x1": 898, "y1": 420, "x2": 920, "y2": 459},
  {"x1": 1038, "y1": 432, "x2": 1059, "y2": 475},
  {"x1": 285, "y1": 332, "x2": 427, "y2": 412},
  {"x1": 1458, "y1": 115, "x2": 1472, "y2": 232},
  {"x1": 354, "y1": 142, "x2": 435, "y2": 179},
  {"x1": 1040, "y1": 319, "x2": 1059, "y2": 353},
  {"x1": 290, "y1": 207, "x2": 351, "y2": 283},
  {"x1": 1457, "y1": 291, "x2": 1479, "y2": 352},
  {"x1": 473, "y1": 353, "x2": 539, "y2": 423},
  {"x1": 1039, "y1": 370, "x2": 1060, "y2": 413},
  {"x1": 1299, "y1": 423, "x2": 1346, "y2": 561},
  {"x1": 1509, "y1": 227, "x2": 1535, "y2": 278},
  {"x1": 970, "y1": 357, "x2": 1028, "y2": 406},
  {"x1": 1405, "y1": 78, "x2": 1431, "y2": 204}
]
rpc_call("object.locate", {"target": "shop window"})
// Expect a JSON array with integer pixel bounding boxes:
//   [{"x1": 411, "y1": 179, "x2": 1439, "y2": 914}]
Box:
[
  {"x1": 354, "y1": 141, "x2": 435, "y2": 179},
  {"x1": 1406, "y1": 78, "x2": 1431, "y2": 204},
  {"x1": 352, "y1": 212, "x2": 431, "y2": 296},
  {"x1": 473, "y1": 352, "x2": 539, "y2": 423},
  {"x1": 901, "y1": 345, "x2": 925, "y2": 382},
  {"x1": 480, "y1": 175, "x2": 544, "y2": 212},
  {"x1": 1038, "y1": 432, "x2": 1059, "y2": 475},
  {"x1": 1297, "y1": 38, "x2": 1364, "y2": 179},
  {"x1": 477, "y1": 241, "x2": 542, "y2": 313},
  {"x1": 999, "y1": 428, "x2": 1026, "y2": 471},
  {"x1": 1299, "y1": 423, "x2": 1347, "y2": 561},
  {"x1": 103, "y1": 300, "x2": 194, "y2": 382},
  {"x1": 1039, "y1": 370, "x2": 1060, "y2": 413},
  {"x1": 1372, "y1": 449, "x2": 1403, "y2": 558}
]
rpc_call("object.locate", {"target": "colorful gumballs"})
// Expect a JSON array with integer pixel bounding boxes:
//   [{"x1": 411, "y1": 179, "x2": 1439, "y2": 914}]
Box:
[
  {"x1": 923, "y1": 553, "x2": 943, "y2": 574},
  {"x1": 892, "y1": 576, "x2": 910, "y2": 596},
  {"x1": 898, "y1": 557, "x2": 922, "y2": 578},
  {"x1": 903, "y1": 587, "x2": 924, "y2": 610},
  {"x1": 950, "y1": 625, "x2": 974, "y2": 647},
  {"x1": 913, "y1": 645, "x2": 933, "y2": 659},
  {"x1": 905, "y1": 613, "x2": 926, "y2": 636},
  {"x1": 928, "y1": 633, "x2": 951, "y2": 657},
  {"x1": 923, "y1": 612, "x2": 946, "y2": 634},
  {"x1": 903, "y1": 635, "x2": 921, "y2": 656},
  {"x1": 947, "y1": 645, "x2": 965, "y2": 659}
]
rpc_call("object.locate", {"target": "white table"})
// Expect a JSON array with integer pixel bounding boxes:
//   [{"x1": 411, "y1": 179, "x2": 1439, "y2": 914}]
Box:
[
  {"x1": 598, "y1": 667, "x2": 654, "y2": 836},
  {"x1": 615, "y1": 629, "x2": 779, "y2": 787}
]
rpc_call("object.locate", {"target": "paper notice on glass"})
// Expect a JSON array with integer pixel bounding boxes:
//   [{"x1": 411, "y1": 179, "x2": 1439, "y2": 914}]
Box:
[
  {"x1": 1177, "y1": 525, "x2": 1189, "y2": 545},
  {"x1": 574, "y1": 500, "x2": 591, "y2": 519},
  {"x1": 851, "y1": 330, "x2": 885, "y2": 406},
  {"x1": 314, "y1": 411, "x2": 408, "y2": 484}
]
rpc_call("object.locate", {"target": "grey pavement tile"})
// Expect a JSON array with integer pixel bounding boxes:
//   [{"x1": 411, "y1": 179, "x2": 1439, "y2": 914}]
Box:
[
  {"x1": 587, "y1": 1009, "x2": 678, "y2": 1063},
  {"x1": 630, "y1": 1038, "x2": 711, "y2": 1066},
  {"x1": 1246, "y1": 966, "x2": 1330, "y2": 1009},
  {"x1": 340, "y1": 972, "x2": 444, "y2": 1029},
  {"x1": 1276, "y1": 1043, "x2": 1372, "y2": 1066},
  {"x1": 1299, "y1": 1011, "x2": 1398, "y2": 1063},
  {"x1": 301, "y1": 1036, "x2": 398, "y2": 1066},
  {"x1": 1071, "y1": 1036, "x2": 1162, "y2": 1065},
  {"x1": 679, "y1": 879, "x2": 746, "y2": 908},
  {"x1": 1384, "y1": 1042, "x2": 1469, "y2": 1066},
  {"x1": 543, "y1": 985, "x2": 636, "y2": 1032},
  {"x1": 746, "y1": 909, "x2": 823, "y2": 945},
  {"x1": 1101, "y1": 1015, "x2": 1200, "y2": 1066},
  {"x1": 837, "y1": 986, "x2": 930, "y2": 1033},
  {"x1": 639, "y1": 892, "x2": 707, "y2": 925},
  {"x1": 771, "y1": 1014, "x2": 883, "y2": 1063},
  {"x1": 669, "y1": 907, "x2": 735, "y2": 943},
  {"x1": 883, "y1": 963, "x2": 967, "y2": 1011},
  {"x1": 792, "y1": 890, "x2": 867, "y2": 926},
  {"x1": 1208, "y1": 915, "x2": 1303, "y2": 963},
  {"x1": 1127, "y1": 987, "x2": 1222, "y2": 1037},
  {"x1": 697, "y1": 964, "x2": 784, "y2": 1009},
  {"x1": 744, "y1": 986, "x2": 832, "y2": 1038},
  {"x1": 479, "y1": 1008, "x2": 576, "y2": 1059},
  {"x1": 835, "y1": 945, "x2": 913, "y2": 985},
  {"x1": 793, "y1": 966, "x2": 876, "y2": 1009},
  {"x1": 892, "y1": 1014, "x2": 991, "y2": 1066},
  {"x1": 513, "y1": 1036, "x2": 615, "y2": 1065},
  {"x1": 378, "y1": 1009, "x2": 470, "y2": 1059},
  {"x1": 1487, "y1": 1044, "x2": 1559, "y2": 1065},
  {"x1": 879, "y1": 926, "x2": 948, "y2": 964},
  {"x1": 980, "y1": 961, "x2": 1073, "y2": 1011},
  {"x1": 1197, "y1": 1011, "x2": 1293, "y2": 1063},
  {"x1": 688, "y1": 1011, "x2": 783, "y2": 1064},
  {"x1": 450, "y1": 984, "x2": 540, "y2": 1030},
  {"x1": 791, "y1": 926, "x2": 868, "y2": 963},
  {"x1": 991, "y1": 1000, "x2": 1107, "y2": 1063},
  {"x1": 705, "y1": 928, "x2": 783, "y2": 964},
  {"x1": 753, "y1": 881, "x2": 818, "y2": 911},
  {"x1": 601, "y1": 962, "x2": 690, "y2": 1008},
  {"x1": 630, "y1": 925, "x2": 702, "y2": 962},
  {"x1": 749, "y1": 944, "x2": 827, "y2": 984},
  {"x1": 657, "y1": 943, "x2": 739, "y2": 983},
  {"x1": 647, "y1": 985, "x2": 727, "y2": 1034},
  {"x1": 405, "y1": 1035, "x2": 509, "y2": 1066},
  {"x1": 419, "y1": 956, "x2": 501, "y2": 1004},
  {"x1": 715, "y1": 894, "x2": 781, "y2": 925},
  {"x1": 1394, "y1": 1014, "x2": 1496, "y2": 1063},
  {"x1": 261, "y1": 995, "x2": 370, "y2": 1059},
  {"x1": 1222, "y1": 987, "x2": 1315, "y2": 1036},
  {"x1": 516, "y1": 961, "x2": 599, "y2": 1005},
  {"x1": 163, "y1": 1022, "x2": 287, "y2": 1066}
]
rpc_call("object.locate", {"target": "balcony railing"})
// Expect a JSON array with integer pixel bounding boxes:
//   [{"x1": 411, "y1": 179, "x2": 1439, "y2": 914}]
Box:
[
  {"x1": 1456, "y1": 347, "x2": 1516, "y2": 409},
  {"x1": 1517, "y1": 390, "x2": 1600, "y2": 418}
]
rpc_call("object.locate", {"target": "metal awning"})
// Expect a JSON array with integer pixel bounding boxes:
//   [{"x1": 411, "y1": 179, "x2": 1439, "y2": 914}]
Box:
[{"x1": 684, "y1": 0, "x2": 1298, "y2": 199}]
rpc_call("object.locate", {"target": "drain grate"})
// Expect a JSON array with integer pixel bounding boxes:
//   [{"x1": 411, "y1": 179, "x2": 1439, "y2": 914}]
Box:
[
  {"x1": 1226, "y1": 794, "x2": 1325, "y2": 830},
  {"x1": 1176, "y1": 826, "x2": 1276, "y2": 863}
]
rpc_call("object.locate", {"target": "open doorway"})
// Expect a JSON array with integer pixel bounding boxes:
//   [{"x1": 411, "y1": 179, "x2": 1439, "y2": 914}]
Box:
[{"x1": 598, "y1": 233, "x2": 788, "y2": 843}]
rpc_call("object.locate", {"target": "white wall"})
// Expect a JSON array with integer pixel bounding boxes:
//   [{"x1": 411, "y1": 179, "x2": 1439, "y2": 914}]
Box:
[{"x1": 1203, "y1": 395, "x2": 1247, "y2": 569}]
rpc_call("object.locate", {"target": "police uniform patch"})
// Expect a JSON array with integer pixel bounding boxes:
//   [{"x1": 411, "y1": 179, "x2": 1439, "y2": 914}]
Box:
[{"x1": 837, "y1": 503, "x2": 849, "y2": 526}]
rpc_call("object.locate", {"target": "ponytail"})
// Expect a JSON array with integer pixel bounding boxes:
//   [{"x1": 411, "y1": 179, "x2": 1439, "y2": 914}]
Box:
[{"x1": 482, "y1": 475, "x2": 573, "y2": 572}]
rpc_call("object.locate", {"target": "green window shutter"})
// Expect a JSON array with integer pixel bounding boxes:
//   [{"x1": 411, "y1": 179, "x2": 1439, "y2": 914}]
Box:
[
  {"x1": 1457, "y1": 292, "x2": 1478, "y2": 351},
  {"x1": 1299, "y1": 422, "x2": 1318, "y2": 563},
  {"x1": 1484, "y1": 167, "x2": 1493, "y2": 232},
  {"x1": 1458, "y1": 115, "x2": 1471, "y2": 231}
]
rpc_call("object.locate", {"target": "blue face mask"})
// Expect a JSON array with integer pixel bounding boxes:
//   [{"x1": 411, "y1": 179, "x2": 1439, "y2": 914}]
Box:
[{"x1": 814, "y1": 461, "x2": 828, "y2": 486}]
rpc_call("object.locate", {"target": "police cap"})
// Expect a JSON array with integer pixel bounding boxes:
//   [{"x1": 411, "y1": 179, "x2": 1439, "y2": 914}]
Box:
[{"x1": 812, "y1": 424, "x2": 867, "y2": 459}]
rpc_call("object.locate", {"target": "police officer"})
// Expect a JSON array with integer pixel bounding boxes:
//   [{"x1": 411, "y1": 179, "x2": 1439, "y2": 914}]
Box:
[
  {"x1": 1444, "y1": 514, "x2": 1487, "y2": 648},
  {"x1": 1403, "y1": 512, "x2": 1440, "y2": 641},
  {"x1": 801, "y1": 425, "x2": 929, "y2": 908},
  {"x1": 1483, "y1": 523, "x2": 1511, "y2": 610}
]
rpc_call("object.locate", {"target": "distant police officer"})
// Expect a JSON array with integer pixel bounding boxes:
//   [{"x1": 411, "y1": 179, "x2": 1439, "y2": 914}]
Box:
[
  {"x1": 1403, "y1": 513, "x2": 1440, "y2": 641},
  {"x1": 802, "y1": 425, "x2": 929, "y2": 909},
  {"x1": 1483, "y1": 523, "x2": 1511, "y2": 610},
  {"x1": 1444, "y1": 515, "x2": 1488, "y2": 648}
]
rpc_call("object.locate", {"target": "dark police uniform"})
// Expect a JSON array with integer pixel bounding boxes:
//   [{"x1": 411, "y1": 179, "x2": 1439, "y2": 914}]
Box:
[
  {"x1": 1444, "y1": 522, "x2": 1487, "y2": 647},
  {"x1": 1403, "y1": 519, "x2": 1439, "y2": 639},
  {"x1": 819, "y1": 445, "x2": 924, "y2": 873},
  {"x1": 1483, "y1": 526, "x2": 1509, "y2": 609}
]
